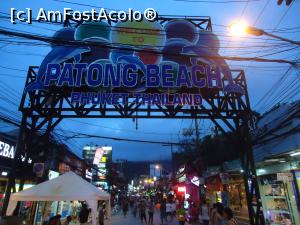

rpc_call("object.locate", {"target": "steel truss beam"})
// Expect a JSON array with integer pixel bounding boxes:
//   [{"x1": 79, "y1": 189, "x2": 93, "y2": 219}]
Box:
[{"x1": 20, "y1": 67, "x2": 250, "y2": 120}]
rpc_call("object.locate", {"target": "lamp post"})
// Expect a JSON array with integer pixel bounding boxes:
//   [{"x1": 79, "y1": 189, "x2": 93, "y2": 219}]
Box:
[{"x1": 229, "y1": 22, "x2": 300, "y2": 46}]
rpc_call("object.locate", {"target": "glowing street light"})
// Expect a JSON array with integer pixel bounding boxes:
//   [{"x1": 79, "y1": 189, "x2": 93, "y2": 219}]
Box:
[
  {"x1": 155, "y1": 165, "x2": 160, "y2": 169},
  {"x1": 229, "y1": 21, "x2": 300, "y2": 46},
  {"x1": 229, "y1": 21, "x2": 248, "y2": 36}
]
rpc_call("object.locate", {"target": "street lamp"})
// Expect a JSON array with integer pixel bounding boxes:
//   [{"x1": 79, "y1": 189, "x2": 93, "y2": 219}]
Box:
[
  {"x1": 229, "y1": 21, "x2": 300, "y2": 46},
  {"x1": 155, "y1": 164, "x2": 162, "y2": 178}
]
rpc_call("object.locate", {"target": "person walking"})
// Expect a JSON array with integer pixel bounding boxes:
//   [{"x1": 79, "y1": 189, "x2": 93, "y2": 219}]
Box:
[
  {"x1": 47, "y1": 214, "x2": 62, "y2": 225},
  {"x1": 98, "y1": 205, "x2": 105, "y2": 225},
  {"x1": 62, "y1": 216, "x2": 72, "y2": 225},
  {"x1": 166, "y1": 201, "x2": 172, "y2": 222},
  {"x1": 78, "y1": 204, "x2": 89, "y2": 225},
  {"x1": 222, "y1": 207, "x2": 238, "y2": 225},
  {"x1": 211, "y1": 203, "x2": 224, "y2": 225},
  {"x1": 133, "y1": 200, "x2": 138, "y2": 218},
  {"x1": 200, "y1": 200, "x2": 209, "y2": 225},
  {"x1": 160, "y1": 199, "x2": 167, "y2": 225},
  {"x1": 148, "y1": 200, "x2": 155, "y2": 225},
  {"x1": 139, "y1": 200, "x2": 147, "y2": 225},
  {"x1": 122, "y1": 199, "x2": 129, "y2": 217},
  {"x1": 176, "y1": 203, "x2": 186, "y2": 225},
  {"x1": 189, "y1": 203, "x2": 199, "y2": 225},
  {"x1": 171, "y1": 201, "x2": 177, "y2": 221}
]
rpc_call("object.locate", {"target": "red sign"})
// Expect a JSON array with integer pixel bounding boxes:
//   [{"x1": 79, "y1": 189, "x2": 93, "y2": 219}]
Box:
[{"x1": 178, "y1": 186, "x2": 186, "y2": 193}]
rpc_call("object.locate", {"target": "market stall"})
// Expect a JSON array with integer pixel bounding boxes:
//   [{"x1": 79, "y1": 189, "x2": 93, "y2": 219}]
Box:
[{"x1": 6, "y1": 171, "x2": 111, "y2": 225}]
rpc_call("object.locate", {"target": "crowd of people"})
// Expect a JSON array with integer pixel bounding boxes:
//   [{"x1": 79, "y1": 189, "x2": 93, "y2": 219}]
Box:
[
  {"x1": 42, "y1": 196, "x2": 238, "y2": 225},
  {"x1": 43, "y1": 202, "x2": 107, "y2": 225},
  {"x1": 117, "y1": 195, "x2": 238, "y2": 225}
]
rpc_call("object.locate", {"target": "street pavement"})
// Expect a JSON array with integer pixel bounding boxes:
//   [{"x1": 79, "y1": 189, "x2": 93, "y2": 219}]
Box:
[
  {"x1": 107, "y1": 208, "x2": 250, "y2": 225},
  {"x1": 108, "y1": 209, "x2": 179, "y2": 225}
]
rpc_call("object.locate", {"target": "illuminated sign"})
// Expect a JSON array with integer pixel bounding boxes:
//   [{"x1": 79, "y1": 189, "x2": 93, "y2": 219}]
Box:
[
  {"x1": 191, "y1": 176, "x2": 200, "y2": 187},
  {"x1": 48, "y1": 170, "x2": 60, "y2": 180},
  {"x1": 100, "y1": 156, "x2": 107, "y2": 163},
  {"x1": 93, "y1": 147, "x2": 104, "y2": 165},
  {"x1": 98, "y1": 163, "x2": 106, "y2": 168},
  {"x1": 25, "y1": 19, "x2": 244, "y2": 108},
  {"x1": 85, "y1": 169, "x2": 92, "y2": 180},
  {"x1": 0, "y1": 141, "x2": 15, "y2": 159},
  {"x1": 178, "y1": 186, "x2": 186, "y2": 193}
]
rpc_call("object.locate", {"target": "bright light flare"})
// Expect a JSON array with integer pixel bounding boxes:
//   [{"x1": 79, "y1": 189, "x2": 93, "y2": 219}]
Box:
[{"x1": 229, "y1": 21, "x2": 248, "y2": 36}]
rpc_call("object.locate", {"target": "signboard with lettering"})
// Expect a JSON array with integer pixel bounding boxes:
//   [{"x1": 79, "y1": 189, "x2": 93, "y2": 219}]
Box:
[
  {"x1": 277, "y1": 172, "x2": 293, "y2": 182},
  {"x1": 0, "y1": 140, "x2": 15, "y2": 159},
  {"x1": 24, "y1": 19, "x2": 244, "y2": 109}
]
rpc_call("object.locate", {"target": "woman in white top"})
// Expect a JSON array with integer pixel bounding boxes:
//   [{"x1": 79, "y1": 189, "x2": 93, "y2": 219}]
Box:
[{"x1": 201, "y1": 200, "x2": 210, "y2": 225}]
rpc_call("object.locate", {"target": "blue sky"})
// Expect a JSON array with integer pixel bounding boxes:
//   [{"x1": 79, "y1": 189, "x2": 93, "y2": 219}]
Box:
[{"x1": 0, "y1": 0, "x2": 299, "y2": 161}]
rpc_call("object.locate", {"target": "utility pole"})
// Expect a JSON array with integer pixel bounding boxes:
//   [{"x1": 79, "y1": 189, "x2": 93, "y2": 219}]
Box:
[{"x1": 194, "y1": 119, "x2": 200, "y2": 145}]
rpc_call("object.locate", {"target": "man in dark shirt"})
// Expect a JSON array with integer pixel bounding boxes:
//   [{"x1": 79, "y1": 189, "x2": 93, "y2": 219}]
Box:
[
  {"x1": 78, "y1": 204, "x2": 89, "y2": 225},
  {"x1": 160, "y1": 199, "x2": 167, "y2": 225},
  {"x1": 98, "y1": 206, "x2": 105, "y2": 225}
]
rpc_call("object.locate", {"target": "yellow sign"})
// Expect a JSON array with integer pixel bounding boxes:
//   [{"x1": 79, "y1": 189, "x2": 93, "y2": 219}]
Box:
[{"x1": 112, "y1": 20, "x2": 165, "y2": 47}]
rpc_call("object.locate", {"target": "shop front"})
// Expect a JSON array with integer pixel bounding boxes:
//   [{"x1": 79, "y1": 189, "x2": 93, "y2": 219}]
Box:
[
  {"x1": 31, "y1": 149, "x2": 91, "y2": 225},
  {"x1": 204, "y1": 162, "x2": 249, "y2": 223},
  {"x1": 173, "y1": 165, "x2": 200, "y2": 208},
  {"x1": 0, "y1": 133, "x2": 34, "y2": 213},
  {"x1": 256, "y1": 159, "x2": 300, "y2": 225}
]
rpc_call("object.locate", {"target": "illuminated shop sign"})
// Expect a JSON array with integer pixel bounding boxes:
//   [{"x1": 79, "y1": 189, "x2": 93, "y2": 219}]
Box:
[
  {"x1": 190, "y1": 176, "x2": 200, "y2": 187},
  {"x1": 0, "y1": 140, "x2": 32, "y2": 163},
  {"x1": 0, "y1": 140, "x2": 15, "y2": 159},
  {"x1": 93, "y1": 147, "x2": 104, "y2": 165},
  {"x1": 85, "y1": 169, "x2": 92, "y2": 180}
]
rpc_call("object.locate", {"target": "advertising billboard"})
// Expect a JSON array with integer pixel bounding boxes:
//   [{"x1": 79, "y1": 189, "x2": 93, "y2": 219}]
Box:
[
  {"x1": 91, "y1": 146, "x2": 112, "y2": 184},
  {"x1": 24, "y1": 19, "x2": 244, "y2": 108}
]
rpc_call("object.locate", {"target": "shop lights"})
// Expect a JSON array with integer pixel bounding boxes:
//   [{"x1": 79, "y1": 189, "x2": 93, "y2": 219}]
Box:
[
  {"x1": 1, "y1": 171, "x2": 8, "y2": 176},
  {"x1": 178, "y1": 186, "x2": 186, "y2": 193},
  {"x1": 290, "y1": 152, "x2": 300, "y2": 157},
  {"x1": 257, "y1": 169, "x2": 266, "y2": 174}
]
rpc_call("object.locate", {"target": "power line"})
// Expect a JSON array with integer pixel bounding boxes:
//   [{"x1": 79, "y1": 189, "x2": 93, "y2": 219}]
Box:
[
  {"x1": 0, "y1": 28, "x2": 298, "y2": 65},
  {"x1": 55, "y1": 129, "x2": 197, "y2": 146},
  {"x1": 65, "y1": 118, "x2": 181, "y2": 136}
]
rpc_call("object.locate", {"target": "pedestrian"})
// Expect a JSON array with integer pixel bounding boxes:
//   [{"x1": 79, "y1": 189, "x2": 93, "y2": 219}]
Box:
[
  {"x1": 78, "y1": 204, "x2": 90, "y2": 225},
  {"x1": 47, "y1": 214, "x2": 62, "y2": 225},
  {"x1": 171, "y1": 201, "x2": 177, "y2": 220},
  {"x1": 176, "y1": 203, "x2": 186, "y2": 225},
  {"x1": 189, "y1": 203, "x2": 199, "y2": 225},
  {"x1": 122, "y1": 199, "x2": 129, "y2": 217},
  {"x1": 166, "y1": 201, "x2": 172, "y2": 221},
  {"x1": 211, "y1": 203, "x2": 224, "y2": 225},
  {"x1": 139, "y1": 200, "x2": 147, "y2": 225},
  {"x1": 160, "y1": 199, "x2": 167, "y2": 225},
  {"x1": 148, "y1": 200, "x2": 155, "y2": 225},
  {"x1": 133, "y1": 200, "x2": 138, "y2": 218},
  {"x1": 98, "y1": 205, "x2": 105, "y2": 225},
  {"x1": 62, "y1": 216, "x2": 72, "y2": 225},
  {"x1": 200, "y1": 200, "x2": 209, "y2": 225},
  {"x1": 222, "y1": 207, "x2": 237, "y2": 225}
]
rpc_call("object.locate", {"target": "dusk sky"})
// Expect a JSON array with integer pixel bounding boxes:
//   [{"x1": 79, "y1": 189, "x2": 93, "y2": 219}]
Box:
[{"x1": 0, "y1": 0, "x2": 299, "y2": 161}]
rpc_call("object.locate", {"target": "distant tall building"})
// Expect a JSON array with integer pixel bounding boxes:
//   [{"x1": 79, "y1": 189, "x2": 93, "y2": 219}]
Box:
[{"x1": 83, "y1": 145, "x2": 113, "y2": 190}]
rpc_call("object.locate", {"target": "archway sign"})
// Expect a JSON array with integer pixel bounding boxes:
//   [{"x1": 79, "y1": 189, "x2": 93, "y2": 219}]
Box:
[{"x1": 3, "y1": 16, "x2": 264, "y2": 225}]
